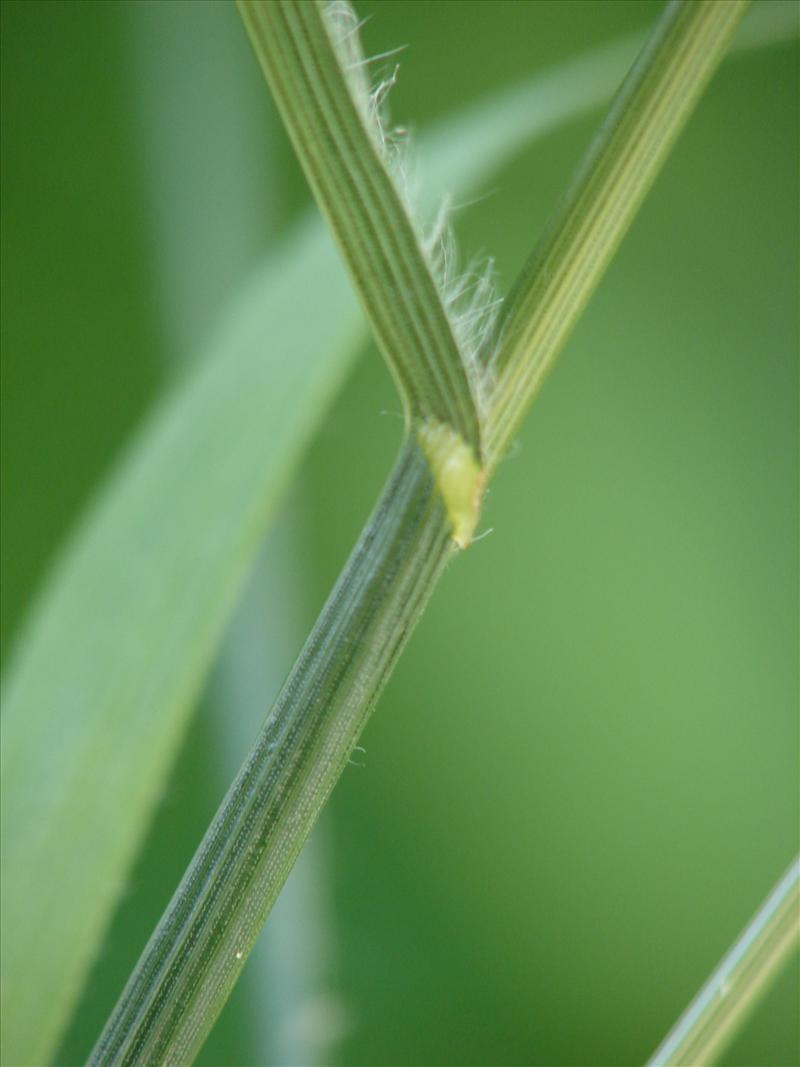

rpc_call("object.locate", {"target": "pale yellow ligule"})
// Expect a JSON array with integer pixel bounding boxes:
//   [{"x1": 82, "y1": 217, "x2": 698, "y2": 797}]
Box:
[{"x1": 417, "y1": 420, "x2": 485, "y2": 549}]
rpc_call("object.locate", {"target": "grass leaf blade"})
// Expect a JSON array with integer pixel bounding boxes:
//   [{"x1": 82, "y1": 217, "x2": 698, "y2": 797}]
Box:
[
  {"x1": 238, "y1": 0, "x2": 484, "y2": 456},
  {"x1": 0, "y1": 221, "x2": 359, "y2": 1067},
  {"x1": 485, "y1": 0, "x2": 750, "y2": 465}
]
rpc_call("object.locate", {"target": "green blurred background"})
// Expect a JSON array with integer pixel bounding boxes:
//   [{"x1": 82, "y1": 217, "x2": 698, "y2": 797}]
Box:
[{"x1": 1, "y1": 1, "x2": 797, "y2": 1065}]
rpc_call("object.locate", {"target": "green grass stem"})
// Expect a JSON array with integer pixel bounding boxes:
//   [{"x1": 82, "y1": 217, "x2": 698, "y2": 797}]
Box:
[
  {"x1": 88, "y1": 3, "x2": 751, "y2": 1063},
  {"x1": 648, "y1": 857, "x2": 800, "y2": 1066}
]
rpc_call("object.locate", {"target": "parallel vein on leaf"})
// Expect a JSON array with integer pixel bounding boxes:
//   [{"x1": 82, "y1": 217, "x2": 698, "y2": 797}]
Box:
[
  {"x1": 483, "y1": 0, "x2": 749, "y2": 469},
  {"x1": 239, "y1": 0, "x2": 483, "y2": 460}
]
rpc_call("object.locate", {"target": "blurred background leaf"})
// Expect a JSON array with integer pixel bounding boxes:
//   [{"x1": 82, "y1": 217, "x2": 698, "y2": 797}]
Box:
[{"x1": 1, "y1": 2, "x2": 797, "y2": 1065}]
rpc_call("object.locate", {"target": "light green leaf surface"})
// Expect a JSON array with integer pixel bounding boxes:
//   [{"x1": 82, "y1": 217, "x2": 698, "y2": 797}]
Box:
[
  {"x1": 1, "y1": 6, "x2": 794, "y2": 1062},
  {"x1": 0, "y1": 218, "x2": 360, "y2": 1067}
]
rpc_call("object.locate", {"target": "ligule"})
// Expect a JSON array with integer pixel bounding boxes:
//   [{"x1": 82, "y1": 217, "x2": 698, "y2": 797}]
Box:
[{"x1": 416, "y1": 419, "x2": 485, "y2": 549}]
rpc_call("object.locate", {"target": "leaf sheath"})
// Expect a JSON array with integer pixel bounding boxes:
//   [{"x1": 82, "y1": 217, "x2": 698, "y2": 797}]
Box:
[{"x1": 88, "y1": 442, "x2": 452, "y2": 1066}]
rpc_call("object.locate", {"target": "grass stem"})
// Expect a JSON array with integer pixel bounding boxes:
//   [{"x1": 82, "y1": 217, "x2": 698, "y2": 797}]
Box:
[
  {"x1": 485, "y1": 0, "x2": 748, "y2": 467},
  {"x1": 647, "y1": 857, "x2": 800, "y2": 1066}
]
